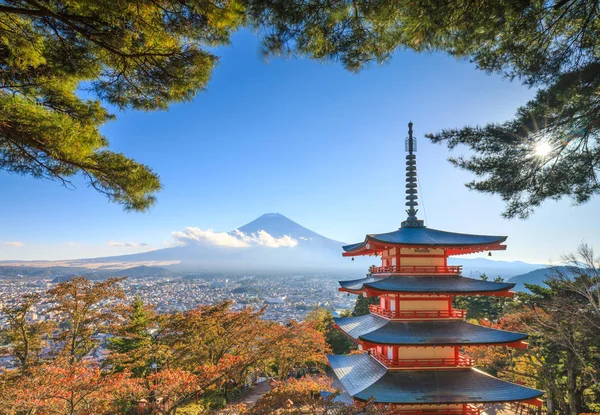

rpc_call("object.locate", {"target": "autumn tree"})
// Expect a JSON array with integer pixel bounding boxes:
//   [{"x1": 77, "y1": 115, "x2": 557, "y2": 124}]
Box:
[
  {"x1": 158, "y1": 302, "x2": 269, "y2": 373},
  {"x1": 2, "y1": 358, "x2": 142, "y2": 415},
  {"x1": 0, "y1": 293, "x2": 53, "y2": 369},
  {"x1": 262, "y1": 320, "x2": 329, "y2": 381},
  {"x1": 249, "y1": 375, "x2": 388, "y2": 415},
  {"x1": 246, "y1": 0, "x2": 600, "y2": 217},
  {"x1": 47, "y1": 276, "x2": 126, "y2": 362},
  {"x1": 0, "y1": 281, "x2": 335, "y2": 414}
]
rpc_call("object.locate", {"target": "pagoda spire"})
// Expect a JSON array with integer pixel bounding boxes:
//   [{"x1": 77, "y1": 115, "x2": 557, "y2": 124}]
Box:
[{"x1": 401, "y1": 121, "x2": 425, "y2": 228}]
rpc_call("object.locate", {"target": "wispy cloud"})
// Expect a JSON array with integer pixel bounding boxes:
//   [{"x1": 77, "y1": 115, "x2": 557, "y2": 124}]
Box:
[
  {"x1": 3, "y1": 241, "x2": 24, "y2": 247},
  {"x1": 172, "y1": 228, "x2": 298, "y2": 248},
  {"x1": 64, "y1": 242, "x2": 81, "y2": 247},
  {"x1": 108, "y1": 241, "x2": 149, "y2": 248}
]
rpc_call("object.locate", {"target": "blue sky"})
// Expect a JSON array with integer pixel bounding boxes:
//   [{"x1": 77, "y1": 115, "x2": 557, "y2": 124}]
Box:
[{"x1": 1, "y1": 30, "x2": 599, "y2": 263}]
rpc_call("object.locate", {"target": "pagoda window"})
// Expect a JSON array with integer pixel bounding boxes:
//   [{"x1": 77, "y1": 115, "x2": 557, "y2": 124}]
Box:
[{"x1": 387, "y1": 346, "x2": 394, "y2": 360}]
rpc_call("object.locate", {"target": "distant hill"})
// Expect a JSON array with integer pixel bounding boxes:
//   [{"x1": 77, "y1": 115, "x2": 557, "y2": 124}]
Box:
[
  {"x1": 111, "y1": 265, "x2": 171, "y2": 278},
  {"x1": 1, "y1": 265, "x2": 170, "y2": 281},
  {"x1": 450, "y1": 257, "x2": 547, "y2": 281},
  {"x1": 508, "y1": 266, "x2": 572, "y2": 292}
]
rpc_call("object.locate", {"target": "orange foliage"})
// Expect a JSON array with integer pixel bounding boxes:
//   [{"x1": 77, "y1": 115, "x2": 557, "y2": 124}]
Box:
[
  {"x1": 3, "y1": 359, "x2": 142, "y2": 415},
  {"x1": 0, "y1": 280, "x2": 332, "y2": 415},
  {"x1": 263, "y1": 320, "x2": 330, "y2": 380}
]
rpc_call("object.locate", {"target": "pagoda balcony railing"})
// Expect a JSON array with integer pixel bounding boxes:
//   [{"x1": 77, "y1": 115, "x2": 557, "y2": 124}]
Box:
[
  {"x1": 371, "y1": 350, "x2": 473, "y2": 369},
  {"x1": 369, "y1": 265, "x2": 462, "y2": 275},
  {"x1": 390, "y1": 405, "x2": 481, "y2": 415},
  {"x1": 369, "y1": 305, "x2": 467, "y2": 320}
]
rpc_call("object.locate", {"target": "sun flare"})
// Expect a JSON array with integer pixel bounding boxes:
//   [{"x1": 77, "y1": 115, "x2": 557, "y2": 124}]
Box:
[{"x1": 534, "y1": 141, "x2": 552, "y2": 157}]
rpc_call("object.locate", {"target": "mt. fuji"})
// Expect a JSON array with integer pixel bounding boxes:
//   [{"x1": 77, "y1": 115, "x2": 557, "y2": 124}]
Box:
[{"x1": 81, "y1": 213, "x2": 353, "y2": 273}]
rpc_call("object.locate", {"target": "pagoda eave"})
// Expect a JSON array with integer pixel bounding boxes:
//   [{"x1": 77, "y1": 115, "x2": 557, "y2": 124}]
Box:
[
  {"x1": 328, "y1": 354, "x2": 544, "y2": 405},
  {"x1": 339, "y1": 276, "x2": 516, "y2": 298},
  {"x1": 361, "y1": 287, "x2": 515, "y2": 298},
  {"x1": 359, "y1": 339, "x2": 528, "y2": 349},
  {"x1": 342, "y1": 229, "x2": 508, "y2": 257},
  {"x1": 338, "y1": 287, "x2": 515, "y2": 299},
  {"x1": 342, "y1": 243, "x2": 507, "y2": 257},
  {"x1": 334, "y1": 315, "x2": 529, "y2": 347}
]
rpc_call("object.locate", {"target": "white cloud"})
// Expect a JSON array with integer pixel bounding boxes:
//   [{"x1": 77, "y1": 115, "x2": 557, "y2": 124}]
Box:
[
  {"x1": 3, "y1": 241, "x2": 24, "y2": 247},
  {"x1": 172, "y1": 228, "x2": 298, "y2": 249},
  {"x1": 64, "y1": 242, "x2": 80, "y2": 246},
  {"x1": 108, "y1": 241, "x2": 148, "y2": 248}
]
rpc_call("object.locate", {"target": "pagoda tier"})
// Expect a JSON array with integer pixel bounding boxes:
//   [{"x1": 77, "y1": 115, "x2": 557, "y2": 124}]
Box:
[
  {"x1": 328, "y1": 354, "x2": 543, "y2": 405},
  {"x1": 333, "y1": 314, "x2": 528, "y2": 348},
  {"x1": 342, "y1": 226, "x2": 507, "y2": 257},
  {"x1": 339, "y1": 275, "x2": 515, "y2": 297}
]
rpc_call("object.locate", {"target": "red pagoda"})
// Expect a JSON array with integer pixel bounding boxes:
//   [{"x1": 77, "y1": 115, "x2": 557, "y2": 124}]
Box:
[{"x1": 328, "y1": 123, "x2": 543, "y2": 415}]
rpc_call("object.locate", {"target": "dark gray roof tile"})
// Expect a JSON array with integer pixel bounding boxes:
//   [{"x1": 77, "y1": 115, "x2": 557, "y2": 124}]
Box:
[
  {"x1": 339, "y1": 276, "x2": 514, "y2": 294},
  {"x1": 343, "y1": 227, "x2": 507, "y2": 252},
  {"x1": 328, "y1": 354, "x2": 543, "y2": 404}
]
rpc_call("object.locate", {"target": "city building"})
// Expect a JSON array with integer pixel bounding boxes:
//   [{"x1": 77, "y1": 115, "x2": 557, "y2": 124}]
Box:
[{"x1": 328, "y1": 123, "x2": 544, "y2": 415}]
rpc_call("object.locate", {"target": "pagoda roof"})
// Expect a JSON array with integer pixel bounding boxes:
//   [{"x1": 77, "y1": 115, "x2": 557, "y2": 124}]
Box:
[
  {"x1": 334, "y1": 314, "x2": 527, "y2": 346},
  {"x1": 328, "y1": 354, "x2": 543, "y2": 404},
  {"x1": 339, "y1": 275, "x2": 515, "y2": 295},
  {"x1": 342, "y1": 226, "x2": 507, "y2": 256}
]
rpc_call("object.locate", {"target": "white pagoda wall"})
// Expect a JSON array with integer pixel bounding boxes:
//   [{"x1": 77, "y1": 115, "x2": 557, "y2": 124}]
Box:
[{"x1": 398, "y1": 346, "x2": 455, "y2": 359}]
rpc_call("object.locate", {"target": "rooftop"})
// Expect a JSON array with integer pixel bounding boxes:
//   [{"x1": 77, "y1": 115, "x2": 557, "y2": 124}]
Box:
[
  {"x1": 333, "y1": 314, "x2": 528, "y2": 346},
  {"x1": 339, "y1": 275, "x2": 515, "y2": 296},
  {"x1": 328, "y1": 353, "x2": 543, "y2": 404},
  {"x1": 342, "y1": 226, "x2": 507, "y2": 256}
]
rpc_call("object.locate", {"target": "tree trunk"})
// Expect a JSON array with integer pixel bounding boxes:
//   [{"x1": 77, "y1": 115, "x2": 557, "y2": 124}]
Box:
[
  {"x1": 546, "y1": 393, "x2": 554, "y2": 415},
  {"x1": 565, "y1": 348, "x2": 584, "y2": 415}
]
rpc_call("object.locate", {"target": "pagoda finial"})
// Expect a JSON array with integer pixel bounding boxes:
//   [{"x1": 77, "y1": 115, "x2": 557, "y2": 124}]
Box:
[{"x1": 401, "y1": 122, "x2": 425, "y2": 228}]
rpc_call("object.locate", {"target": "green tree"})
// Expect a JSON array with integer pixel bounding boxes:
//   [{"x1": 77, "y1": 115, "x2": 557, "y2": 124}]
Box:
[
  {"x1": 0, "y1": 0, "x2": 244, "y2": 210},
  {"x1": 305, "y1": 307, "x2": 354, "y2": 355},
  {"x1": 453, "y1": 275, "x2": 512, "y2": 321},
  {"x1": 246, "y1": 0, "x2": 599, "y2": 217},
  {"x1": 107, "y1": 296, "x2": 154, "y2": 377},
  {"x1": 351, "y1": 295, "x2": 378, "y2": 317}
]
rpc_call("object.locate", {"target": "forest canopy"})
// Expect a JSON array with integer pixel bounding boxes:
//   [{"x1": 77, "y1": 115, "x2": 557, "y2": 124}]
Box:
[{"x1": 1, "y1": 0, "x2": 598, "y2": 214}]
